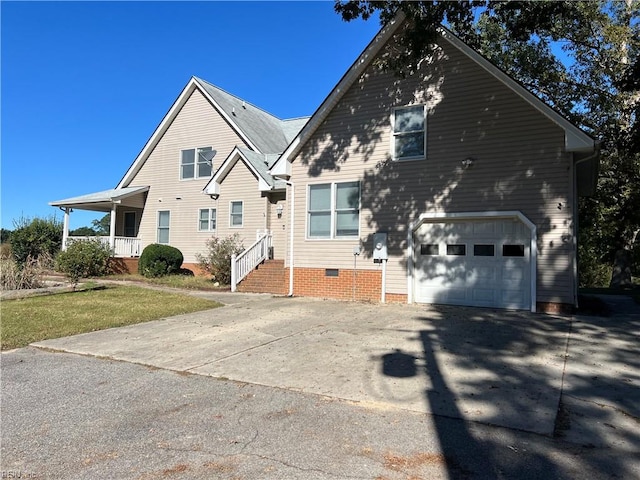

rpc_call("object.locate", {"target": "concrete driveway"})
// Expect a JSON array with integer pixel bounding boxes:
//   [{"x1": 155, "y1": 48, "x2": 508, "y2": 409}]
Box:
[{"x1": 32, "y1": 293, "x2": 583, "y2": 438}]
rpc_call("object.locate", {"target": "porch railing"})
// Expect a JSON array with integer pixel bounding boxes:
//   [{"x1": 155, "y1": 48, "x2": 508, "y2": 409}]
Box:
[
  {"x1": 231, "y1": 232, "x2": 272, "y2": 292},
  {"x1": 66, "y1": 236, "x2": 141, "y2": 257}
]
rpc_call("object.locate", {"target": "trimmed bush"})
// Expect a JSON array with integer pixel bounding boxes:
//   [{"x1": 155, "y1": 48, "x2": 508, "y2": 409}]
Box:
[
  {"x1": 138, "y1": 244, "x2": 184, "y2": 278},
  {"x1": 55, "y1": 238, "x2": 113, "y2": 285},
  {"x1": 11, "y1": 215, "x2": 63, "y2": 266},
  {"x1": 196, "y1": 234, "x2": 244, "y2": 285}
]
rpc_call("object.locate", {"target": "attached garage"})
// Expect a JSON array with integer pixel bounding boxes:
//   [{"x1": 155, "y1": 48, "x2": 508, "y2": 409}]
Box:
[{"x1": 410, "y1": 212, "x2": 536, "y2": 311}]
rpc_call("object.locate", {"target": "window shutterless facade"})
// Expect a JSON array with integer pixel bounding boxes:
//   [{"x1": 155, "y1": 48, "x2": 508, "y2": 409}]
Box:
[
  {"x1": 180, "y1": 146, "x2": 213, "y2": 179},
  {"x1": 157, "y1": 210, "x2": 170, "y2": 244},
  {"x1": 391, "y1": 105, "x2": 426, "y2": 161},
  {"x1": 230, "y1": 201, "x2": 243, "y2": 227},
  {"x1": 198, "y1": 208, "x2": 216, "y2": 232},
  {"x1": 308, "y1": 181, "x2": 360, "y2": 239}
]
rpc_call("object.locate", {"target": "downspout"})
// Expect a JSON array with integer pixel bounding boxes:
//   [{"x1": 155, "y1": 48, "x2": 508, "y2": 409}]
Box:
[{"x1": 284, "y1": 180, "x2": 295, "y2": 297}]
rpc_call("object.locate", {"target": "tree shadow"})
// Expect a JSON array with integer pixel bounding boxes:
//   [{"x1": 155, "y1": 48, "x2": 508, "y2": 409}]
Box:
[{"x1": 378, "y1": 303, "x2": 640, "y2": 478}]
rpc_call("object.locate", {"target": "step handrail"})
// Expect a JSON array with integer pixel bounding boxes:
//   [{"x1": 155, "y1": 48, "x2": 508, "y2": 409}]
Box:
[{"x1": 231, "y1": 232, "x2": 272, "y2": 292}]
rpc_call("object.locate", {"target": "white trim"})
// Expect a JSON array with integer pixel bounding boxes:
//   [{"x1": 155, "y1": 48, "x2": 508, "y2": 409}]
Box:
[
  {"x1": 198, "y1": 207, "x2": 217, "y2": 232},
  {"x1": 229, "y1": 200, "x2": 243, "y2": 228},
  {"x1": 408, "y1": 211, "x2": 537, "y2": 312},
  {"x1": 305, "y1": 180, "x2": 361, "y2": 240},
  {"x1": 203, "y1": 147, "x2": 272, "y2": 196},
  {"x1": 118, "y1": 77, "x2": 261, "y2": 189},
  {"x1": 270, "y1": 14, "x2": 595, "y2": 178},
  {"x1": 438, "y1": 28, "x2": 594, "y2": 152},
  {"x1": 180, "y1": 146, "x2": 214, "y2": 181},
  {"x1": 157, "y1": 210, "x2": 171, "y2": 244},
  {"x1": 270, "y1": 15, "x2": 404, "y2": 177},
  {"x1": 391, "y1": 104, "x2": 427, "y2": 162}
]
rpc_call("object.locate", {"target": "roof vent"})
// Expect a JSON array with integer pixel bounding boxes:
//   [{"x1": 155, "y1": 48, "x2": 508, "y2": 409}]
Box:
[
  {"x1": 242, "y1": 101, "x2": 246, "y2": 109},
  {"x1": 232, "y1": 107, "x2": 236, "y2": 116}
]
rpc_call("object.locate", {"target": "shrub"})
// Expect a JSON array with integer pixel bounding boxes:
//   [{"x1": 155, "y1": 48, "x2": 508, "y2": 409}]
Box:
[
  {"x1": 138, "y1": 244, "x2": 184, "y2": 278},
  {"x1": 0, "y1": 255, "x2": 49, "y2": 290},
  {"x1": 55, "y1": 238, "x2": 113, "y2": 286},
  {"x1": 196, "y1": 234, "x2": 244, "y2": 285},
  {"x1": 578, "y1": 242, "x2": 613, "y2": 288},
  {"x1": 11, "y1": 215, "x2": 63, "y2": 266}
]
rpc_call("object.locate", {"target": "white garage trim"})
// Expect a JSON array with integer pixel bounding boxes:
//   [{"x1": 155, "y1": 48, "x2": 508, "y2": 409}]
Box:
[{"x1": 407, "y1": 211, "x2": 537, "y2": 312}]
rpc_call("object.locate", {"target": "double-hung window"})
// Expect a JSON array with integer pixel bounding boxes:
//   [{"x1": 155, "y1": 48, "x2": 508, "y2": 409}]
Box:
[
  {"x1": 308, "y1": 181, "x2": 360, "y2": 239},
  {"x1": 181, "y1": 146, "x2": 213, "y2": 179},
  {"x1": 230, "y1": 201, "x2": 243, "y2": 227},
  {"x1": 157, "y1": 211, "x2": 170, "y2": 244},
  {"x1": 198, "y1": 208, "x2": 216, "y2": 232},
  {"x1": 392, "y1": 105, "x2": 426, "y2": 161}
]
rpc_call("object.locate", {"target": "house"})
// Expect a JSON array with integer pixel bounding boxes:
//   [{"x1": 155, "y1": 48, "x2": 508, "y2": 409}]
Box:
[
  {"x1": 50, "y1": 76, "x2": 308, "y2": 281},
  {"x1": 51, "y1": 15, "x2": 598, "y2": 313}
]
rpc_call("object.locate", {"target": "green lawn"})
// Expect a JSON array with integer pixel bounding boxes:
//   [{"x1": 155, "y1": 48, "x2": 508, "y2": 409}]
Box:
[{"x1": 1, "y1": 285, "x2": 221, "y2": 350}]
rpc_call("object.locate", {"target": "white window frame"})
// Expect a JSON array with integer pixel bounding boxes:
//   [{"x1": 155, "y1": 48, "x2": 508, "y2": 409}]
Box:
[
  {"x1": 198, "y1": 208, "x2": 217, "y2": 232},
  {"x1": 229, "y1": 201, "x2": 243, "y2": 228},
  {"x1": 391, "y1": 104, "x2": 427, "y2": 161},
  {"x1": 180, "y1": 146, "x2": 214, "y2": 180},
  {"x1": 157, "y1": 210, "x2": 170, "y2": 244},
  {"x1": 306, "y1": 181, "x2": 361, "y2": 240}
]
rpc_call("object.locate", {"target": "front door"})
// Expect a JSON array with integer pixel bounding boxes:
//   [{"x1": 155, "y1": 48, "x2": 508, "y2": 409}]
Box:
[{"x1": 124, "y1": 212, "x2": 136, "y2": 237}]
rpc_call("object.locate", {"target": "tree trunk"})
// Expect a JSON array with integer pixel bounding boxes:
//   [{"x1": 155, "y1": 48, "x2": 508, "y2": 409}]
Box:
[{"x1": 610, "y1": 248, "x2": 633, "y2": 288}]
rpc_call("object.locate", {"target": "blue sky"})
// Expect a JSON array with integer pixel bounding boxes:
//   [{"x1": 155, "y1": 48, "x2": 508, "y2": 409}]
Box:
[{"x1": 1, "y1": 1, "x2": 380, "y2": 230}]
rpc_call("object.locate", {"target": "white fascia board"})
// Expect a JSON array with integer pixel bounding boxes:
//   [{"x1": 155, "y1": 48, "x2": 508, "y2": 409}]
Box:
[
  {"x1": 270, "y1": 15, "x2": 405, "y2": 176},
  {"x1": 117, "y1": 79, "x2": 200, "y2": 189},
  {"x1": 203, "y1": 147, "x2": 270, "y2": 195},
  {"x1": 192, "y1": 78, "x2": 261, "y2": 153},
  {"x1": 439, "y1": 29, "x2": 595, "y2": 153}
]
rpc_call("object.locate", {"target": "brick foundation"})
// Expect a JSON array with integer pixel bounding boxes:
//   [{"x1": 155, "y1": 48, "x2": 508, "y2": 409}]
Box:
[
  {"x1": 289, "y1": 267, "x2": 387, "y2": 302},
  {"x1": 536, "y1": 302, "x2": 575, "y2": 315},
  {"x1": 108, "y1": 257, "x2": 139, "y2": 274}
]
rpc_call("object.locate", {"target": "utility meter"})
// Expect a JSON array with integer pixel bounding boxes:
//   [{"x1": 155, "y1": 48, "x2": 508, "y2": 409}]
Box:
[{"x1": 373, "y1": 232, "x2": 388, "y2": 261}]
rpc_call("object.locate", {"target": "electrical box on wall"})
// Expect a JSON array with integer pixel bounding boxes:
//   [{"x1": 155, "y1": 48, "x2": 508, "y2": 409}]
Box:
[{"x1": 373, "y1": 232, "x2": 388, "y2": 261}]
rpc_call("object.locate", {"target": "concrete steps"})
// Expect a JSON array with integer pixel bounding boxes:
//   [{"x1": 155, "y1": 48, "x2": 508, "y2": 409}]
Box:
[{"x1": 237, "y1": 259, "x2": 286, "y2": 295}]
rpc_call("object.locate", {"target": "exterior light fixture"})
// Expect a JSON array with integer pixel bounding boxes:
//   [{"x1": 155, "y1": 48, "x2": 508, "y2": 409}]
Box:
[
  {"x1": 276, "y1": 204, "x2": 284, "y2": 218},
  {"x1": 462, "y1": 157, "x2": 476, "y2": 168}
]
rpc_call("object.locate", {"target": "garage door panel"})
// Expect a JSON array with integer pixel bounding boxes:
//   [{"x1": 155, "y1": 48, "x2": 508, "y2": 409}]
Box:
[{"x1": 415, "y1": 218, "x2": 531, "y2": 310}]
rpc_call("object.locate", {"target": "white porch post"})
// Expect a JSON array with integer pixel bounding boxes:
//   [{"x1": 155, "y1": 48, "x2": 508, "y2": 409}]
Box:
[
  {"x1": 61, "y1": 207, "x2": 70, "y2": 251},
  {"x1": 109, "y1": 205, "x2": 117, "y2": 250}
]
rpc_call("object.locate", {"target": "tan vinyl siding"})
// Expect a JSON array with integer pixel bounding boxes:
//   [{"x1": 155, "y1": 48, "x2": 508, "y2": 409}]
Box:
[
  {"x1": 214, "y1": 160, "x2": 268, "y2": 248},
  {"x1": 290, "y1": 39, "x2": 575, "y2": 304},
  {"x1": 129, "y1": 89, "x2": 250, "y2": 262}
]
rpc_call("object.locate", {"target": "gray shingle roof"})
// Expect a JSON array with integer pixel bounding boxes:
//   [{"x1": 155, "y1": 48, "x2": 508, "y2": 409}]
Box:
[
  {"x1": 195, "y1": 77, "x2": 297, "y2": 154},
  {"x1": 235, "y1": 148, "x2": 286, "y2": 189}
]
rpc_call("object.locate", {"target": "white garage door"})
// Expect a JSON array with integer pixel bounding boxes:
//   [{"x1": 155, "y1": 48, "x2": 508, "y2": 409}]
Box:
[{"x1": 414, "y1": 219, "x2": 531, "y2": 310}]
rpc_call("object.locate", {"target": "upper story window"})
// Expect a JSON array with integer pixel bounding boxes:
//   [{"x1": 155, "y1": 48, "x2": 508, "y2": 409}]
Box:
[
  {"x1": 181, "y1": 147, "x2": 213, "y2": 179},
  {"x1": 308, "y1": 181, "x2": 360, "y2": 239},
  {"x1": 198, "y1": 208, "x2": 216, "y2": 232},
  {"x1": 392, "y1": 105, "x2": 426, "y2": 161}
]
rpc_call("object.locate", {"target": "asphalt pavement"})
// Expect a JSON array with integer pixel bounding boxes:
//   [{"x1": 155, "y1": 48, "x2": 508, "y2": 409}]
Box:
[{"x1": 2, "y1": 290, "x2": 638, "y2": 479}]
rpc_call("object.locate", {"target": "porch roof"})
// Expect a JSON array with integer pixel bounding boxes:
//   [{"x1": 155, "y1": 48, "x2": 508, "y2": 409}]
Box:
[{"x1": 49, "y1": 186, "x2": 149, "y2": 212}]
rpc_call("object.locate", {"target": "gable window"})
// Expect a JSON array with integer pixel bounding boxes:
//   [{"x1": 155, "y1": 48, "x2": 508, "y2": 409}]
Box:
[
  {"x1": 392, "y1": 105, "x2": 426, "y2": 161},
  {"x1": 308, "y1": 181, "x2": 360, "y2": 239},
  {"x1": 230, "y1": 201, "x2": 243, "y2": 227},
  {"x1": 199, "y1": 208, "x2": 216, "y2": 232},
  {"x1": 157, "y1": 210, "x2": 170, "y2": 244},
  {"x1": 181, "y1": 146, "x2": 213, "y2": 179}
]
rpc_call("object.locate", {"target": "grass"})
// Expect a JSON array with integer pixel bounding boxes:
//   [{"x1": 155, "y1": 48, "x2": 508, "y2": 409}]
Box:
[
  {"x1": 104, "y1": 273, "x2": 229, "y2": 291},
  {"x1": 1, "y1": 285, "x2": 221, "y2": 350}
]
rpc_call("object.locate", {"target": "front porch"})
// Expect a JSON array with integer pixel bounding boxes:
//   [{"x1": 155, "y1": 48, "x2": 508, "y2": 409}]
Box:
[
  {"x1": 50, "y1": 186, "x2": 149, "y2": 258},
  {"x1": 66, "y1": 236, "x2": 141, "y2": 257}
]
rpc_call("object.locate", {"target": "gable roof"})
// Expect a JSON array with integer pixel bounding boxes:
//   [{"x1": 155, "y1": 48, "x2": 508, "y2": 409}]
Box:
[
  {"x1": 271, "y1": 15, "x2": 596, "y2": 178},
  {"x1": 117, "y1": 76, "x2": 300, "y2": 189},
  {"x1": 49, "y1": 186, "x2": 149, "y2": 212},
  {"x1": 204, "y1": 147, "x2": 285, "y2": 196}
]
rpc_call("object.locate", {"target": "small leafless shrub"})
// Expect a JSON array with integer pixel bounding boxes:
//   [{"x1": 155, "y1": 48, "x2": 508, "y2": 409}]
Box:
[{"x1": 0, "y1": 254, "x2": 51, "y2": 290}]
